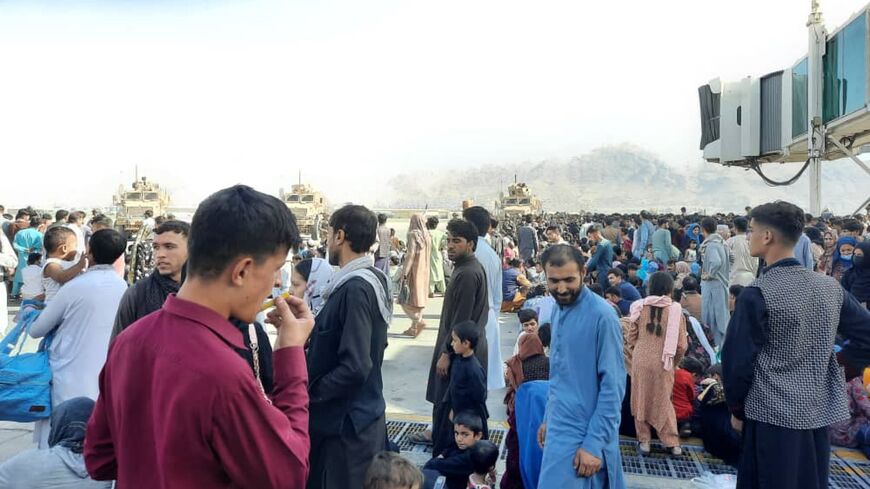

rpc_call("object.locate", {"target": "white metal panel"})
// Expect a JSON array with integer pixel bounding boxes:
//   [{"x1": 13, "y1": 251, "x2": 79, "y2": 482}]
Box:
[
  {"x1": 720, "y1": 80, "x2": 746, "y2": 163},
  {"x1": 742, "y1": 77, "x2": 761, "y2": 157}
]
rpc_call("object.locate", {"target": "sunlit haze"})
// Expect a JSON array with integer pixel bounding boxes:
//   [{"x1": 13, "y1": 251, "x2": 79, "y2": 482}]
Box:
[{"x1": 1, "y1": 0, "x2": 867, "y2": 210}]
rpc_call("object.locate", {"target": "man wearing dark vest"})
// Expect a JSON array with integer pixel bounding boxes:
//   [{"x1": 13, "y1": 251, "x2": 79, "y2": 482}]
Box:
[{"x1": 722, "y1": 201, "x2": 870, "y2": 489}]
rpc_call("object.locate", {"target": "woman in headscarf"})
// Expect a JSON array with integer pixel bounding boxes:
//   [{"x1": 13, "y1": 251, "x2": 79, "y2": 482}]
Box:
[
  {"x1": 682, "y1": 223, "x2": 703, "y2": 251},
  {"x1": 290, "y1": 257, "x2": 335, "y2": 316},
  {"x1": 625, "y1": 271, "x2": 688, "y2": 456},
  {"x1": 673, "y1": 261, "x2": 692, "y2": 291},
  {"x1": 842, "y1": 241, "x2": 870, "y2": 309},
  {"x1": 831, "y1": 236, "x2": 858, "y2": 283},
  {"x1": 818, "y1": 229, "x2": 839, "y2": 276},
  {"x1": 0, "y1": 397, "x2": 112, "y2": 488},
  {"x1": 400, "y1": 214, "x2": 432, "y2": 337},
  {"x1": 500, "y1": 333, "x2": 549, "y2": 489}
]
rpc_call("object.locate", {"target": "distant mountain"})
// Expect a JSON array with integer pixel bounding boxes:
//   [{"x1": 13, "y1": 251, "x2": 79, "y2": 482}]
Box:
[{"x1": 385, "y1": 144, "x2": 870, "y2": 215}]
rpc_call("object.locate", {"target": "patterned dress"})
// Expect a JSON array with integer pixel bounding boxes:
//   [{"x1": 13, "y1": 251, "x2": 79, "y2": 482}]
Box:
[
  {"x1": 829, "y1": 377, "x2": 870, "y2": 447},
  {"x1": 626, "y1": 305, "x2": 688, "y2": 447}
]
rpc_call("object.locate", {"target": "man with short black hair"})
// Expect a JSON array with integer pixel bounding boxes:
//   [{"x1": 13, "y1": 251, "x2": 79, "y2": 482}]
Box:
[
  {"x1": 306, "y1": 204, "x2": 393, "y2": 489},
  {"x1": 518, "y1": 215, "x2": 539, "y2": 261},
  {"x1": 537, "y1": 245, "x2": 626, "y2": 488},
  {"x1": 30, "y1": 229, "x2": 128, "y2": 447},
  {"x1": 586, "y1": 224, "x2": 613, "y2": 288},
  {"x1": 700, "y1": 217, "x2": 731, "y2": 346},
  {"x1": 66, "y1": 211, "x2": 87, "y2": 258},
  {"x1": 722, "y1": 201, "x2": 870, "y2": 489},
  {"x1": 726, "y1": 217, "x2": 758, "y2": 286},
  {"x1": 652, "y1": 218, "x2": 676, "y2": 264},
  {"x1": 425, "y1": 218, "x2": 489, "y2": 456},
  {"x1": 85, "y1": 185, "x2": 314, "y2": 488},
  {"x1": 463, "y1": 206, "x2": 503, "y2": 391},
  {"x1": 112, "y1": 220, "x2": 191, "y2": 338},
  {"x1": 606, "y1": 267, "x2": 641, "y2": 304},
  {"x1": 545, "y1": 225, "x2": 567, "y2": 246}
]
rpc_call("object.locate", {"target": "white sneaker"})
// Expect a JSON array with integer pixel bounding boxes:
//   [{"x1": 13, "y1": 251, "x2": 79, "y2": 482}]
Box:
[
  {"x1": 638, "y1": 442, "x2": 651, "y2": 454},
  {"x1": 670, "y1": 446, "x2": 683, "y2": 456}
]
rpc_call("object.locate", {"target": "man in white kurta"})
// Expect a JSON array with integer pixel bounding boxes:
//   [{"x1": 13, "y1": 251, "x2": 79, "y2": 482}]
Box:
[
  {"x1": 30, "y1": 230, "x2": 127, "y2": 447},
  {"x1": 476, "y1": 236, "x2": 505, "y2": 390}
]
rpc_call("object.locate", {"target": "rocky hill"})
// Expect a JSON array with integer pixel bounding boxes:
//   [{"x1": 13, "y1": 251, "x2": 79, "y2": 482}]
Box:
[{"x1": 385, "y1": 144, "x2": 870, "y2": 215}]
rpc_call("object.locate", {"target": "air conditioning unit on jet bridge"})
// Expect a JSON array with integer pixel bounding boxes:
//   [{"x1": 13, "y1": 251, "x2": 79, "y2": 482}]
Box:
[{"x1": 699, "y1": 77, "x2": 765, "y2": 165}]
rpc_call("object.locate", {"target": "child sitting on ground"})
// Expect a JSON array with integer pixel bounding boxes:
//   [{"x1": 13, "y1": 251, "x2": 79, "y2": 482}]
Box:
[
  {"x1": 41, "y1": 226, "x2": 87, "y2": 303},
  {"x1": 697, "y1": 364, "x2": 741, "y2": 466},
  {"x1": 467, "y1": 440, "x2": 499, "y2": 489},
  {"x1": 364, "y1": 451, "x2": 423, "y2": 489},
  {"x1": 673, "y1": 356, "x2": 704, "y2": 438},
  {"x1": 447, "y1": 321, "x2": 489, "y2": 440},
  {"x1": 423, "y1": 412, "x2": 486, "y2": 489}
]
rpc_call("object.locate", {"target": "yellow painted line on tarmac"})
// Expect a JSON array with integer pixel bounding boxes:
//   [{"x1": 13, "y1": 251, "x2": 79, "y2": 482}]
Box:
[{"x1": 386, "y1": 412, "x2": 509, "y2": 429}]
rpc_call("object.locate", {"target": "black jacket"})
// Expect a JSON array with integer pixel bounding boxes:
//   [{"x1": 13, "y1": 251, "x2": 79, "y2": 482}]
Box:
[{"x1": 306, "y1": 271, "x2": 389, "y2": 436}]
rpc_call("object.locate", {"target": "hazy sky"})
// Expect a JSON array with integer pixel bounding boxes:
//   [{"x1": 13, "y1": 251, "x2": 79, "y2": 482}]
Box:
[{"x1": 1, "y1": 0, "x2": 866, "y2": 209}]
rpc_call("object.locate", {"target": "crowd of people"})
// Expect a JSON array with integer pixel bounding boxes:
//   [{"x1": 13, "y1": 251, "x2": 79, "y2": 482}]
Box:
[{"x1": 1, "y1": 194, "x2": 869, "y2": 489}]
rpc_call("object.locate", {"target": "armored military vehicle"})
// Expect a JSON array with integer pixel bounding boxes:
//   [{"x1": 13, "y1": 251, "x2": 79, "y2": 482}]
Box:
[
  {"x1": 113, "y1": 177, "x2": 171, "y2": 237},
  {"x1": 112, "y1": 176, "x2": 171, "y2": 284},
  {"x1": 280, "y1": 183, "x2": 329, "y2": 240},
  {"x1": 497, "y1": 181, "x2": 542, "y2": 218}
]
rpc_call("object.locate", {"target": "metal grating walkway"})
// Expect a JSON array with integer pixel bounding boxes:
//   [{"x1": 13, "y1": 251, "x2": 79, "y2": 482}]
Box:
[{"x1": 387, "y1": 419, "x2": 870, "y2": 487}]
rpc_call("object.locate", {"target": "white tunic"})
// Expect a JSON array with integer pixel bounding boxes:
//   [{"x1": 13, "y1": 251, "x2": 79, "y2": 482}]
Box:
[
  {"x1": 29, "y1": 265, "x2": 127, "y2": 447},
  {"x1": 475, "y1": 238, "x2": 505, "y2": 390}
]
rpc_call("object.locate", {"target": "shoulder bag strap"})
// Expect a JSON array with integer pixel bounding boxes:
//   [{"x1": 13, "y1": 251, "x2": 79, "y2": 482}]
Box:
[{"x1": 247, "y1": 323, "x2": 270, "y2": 403}]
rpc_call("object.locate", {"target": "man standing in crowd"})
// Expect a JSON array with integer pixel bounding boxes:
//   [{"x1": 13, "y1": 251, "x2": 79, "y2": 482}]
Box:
[
  {"x1": 425, "y1": 218, "x2": 489, "y2": 455},
  {"x1": 11, "y1": 209, "x2": 42, "y2": 298},
  {"x1": 427, "y1": 216, "x2": 446, "y2": 297},
  {"x1": 66, "y1": 211, "x2": 87, "y2": 257},
  {"x1": 463, "y1": 206, "x2": 503, "y2": 390},
  {"x1": 632, "y1": 211, "x2": 655, "y2": 258},
  {"x1": 586, "y1": 224, "x2": 614, "y2": 288},
  {"x1": 700, "y1": 217, "x2": 731, "y2": 346},
  {"x1": 30, "y1": 229, "x2": 128, "y2": 447},
  {"x1": 85, "y1": 185, "x2": 314, "y2": 488},
  {"x1": 726, "y1": 217, "x2": 758, "y2": 286},
  {"x1": 652, "y1": 218, "x2": 676, "y2": 264},
  {"x1": 537, "y1": 245, "x2": 626, "y2": 488},
  {"x1": 722, "y1": 201, "x2": 870, "y2": 489},
  {"x1": 793, "y1": 230, "x2": 816, "y2": 271},
  {"x1": 489, "y1": 217, "x2": 505, "y2": 258},
  {"x1": 375, "y1": 213, "x2": 391, "y2": 275},
  {"x1": 305, "y1": 204, "x2": 392, "y2": 489},
  {"x1": 606, "y1": 267, "x2": 641, "y2": 303},
  {"x1": 112, "y1": 220, "x2": 190, "y2": 338},
  {"x1": 518, "y1": 215, "x2": 539, "y2": 261}
]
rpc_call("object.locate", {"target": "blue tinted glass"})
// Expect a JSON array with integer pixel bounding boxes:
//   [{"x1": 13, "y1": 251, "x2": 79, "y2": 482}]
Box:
[
  {"x1": 793, "y1": 58, "x2": 808, "y2": 138},
  {"x1": 841, "y1": 15, "x2": 866, "y2": 116}
]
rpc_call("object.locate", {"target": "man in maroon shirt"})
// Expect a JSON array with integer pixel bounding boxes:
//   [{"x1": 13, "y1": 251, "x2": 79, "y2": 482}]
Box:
[{"x1": 85, "y1": 185, "x2": 315, "y2": 488}]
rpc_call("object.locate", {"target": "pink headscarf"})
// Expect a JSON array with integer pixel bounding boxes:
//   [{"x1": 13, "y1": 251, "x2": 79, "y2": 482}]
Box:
[{"x1": 629, "y1": 296, "x2": 682, "y2": 371}]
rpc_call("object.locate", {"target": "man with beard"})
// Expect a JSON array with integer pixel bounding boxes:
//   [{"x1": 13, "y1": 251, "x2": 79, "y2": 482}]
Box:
[
  {"x1": 425, "y1": 218, "x2": 490, "y2": 455},
  {"x1": 111, "y1": 220, "x2": 190, "y2": 338},
  {"x1": 306, "y1": 204, "x2": 393, "y2": 489},
  {"x1": 537, "y1": 245, "x2": 626, "y2": 489}
]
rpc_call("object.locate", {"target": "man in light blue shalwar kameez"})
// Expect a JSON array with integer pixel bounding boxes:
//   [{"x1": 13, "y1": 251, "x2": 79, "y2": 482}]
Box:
[{"x1": 537, "y1": 245, "x2": 626, "y2": 489}]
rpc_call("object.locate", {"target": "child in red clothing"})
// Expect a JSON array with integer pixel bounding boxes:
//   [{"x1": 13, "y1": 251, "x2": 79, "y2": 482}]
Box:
[{"x1": 673, "y1": 357, "x2": 704, "y2": 437}]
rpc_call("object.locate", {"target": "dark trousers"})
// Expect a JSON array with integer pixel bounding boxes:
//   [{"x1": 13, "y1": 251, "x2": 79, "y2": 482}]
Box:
[
  {"x1": 307, "y1": 415, "x2": 386, "y2": 489},
  {"x1": 737, "y1": 419, "x2": 829, "y2": 489},
  {"x1": 432, "y1": 402, "x2": 453, "y2": 457}
]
